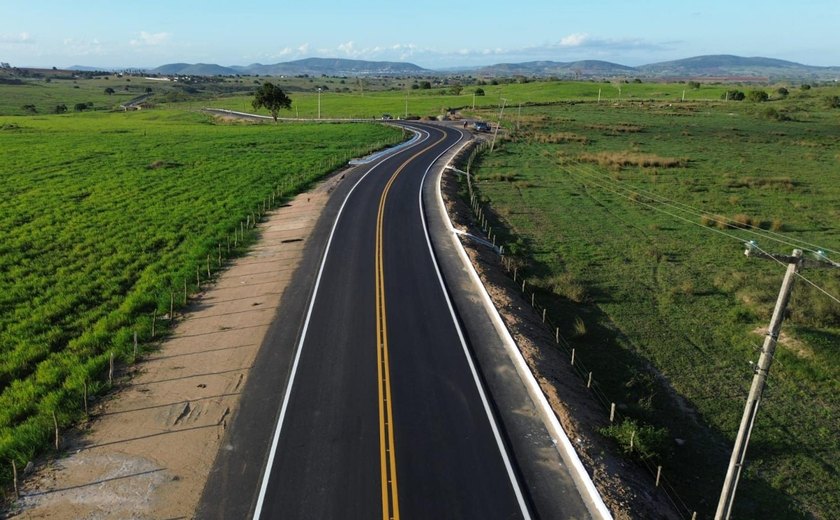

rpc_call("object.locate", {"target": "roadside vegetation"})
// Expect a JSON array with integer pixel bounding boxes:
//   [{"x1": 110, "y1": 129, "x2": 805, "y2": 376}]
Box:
[
  {"x1": 0, "y1": 108, "x2": 402, "y2": 496},
  {"x1": 465, "y1": 87, "x2": 840, "y2": 519}
]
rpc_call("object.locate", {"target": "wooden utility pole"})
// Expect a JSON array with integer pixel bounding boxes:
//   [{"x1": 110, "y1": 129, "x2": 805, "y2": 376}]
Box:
[
  {"x1": 490, "y1": 98, "x2": 507, "y2": 153},
  {"x1": 716, "y1": 245, "x2": 839, "y2": 519}
]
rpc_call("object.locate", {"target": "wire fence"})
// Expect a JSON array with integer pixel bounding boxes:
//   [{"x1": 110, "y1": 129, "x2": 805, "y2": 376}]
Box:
[{"x1": 460, "y1": 141, "x2": 699, "y2": 520}]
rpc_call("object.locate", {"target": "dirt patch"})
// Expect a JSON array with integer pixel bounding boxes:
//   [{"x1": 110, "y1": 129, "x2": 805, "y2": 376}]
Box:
[
  {"x1": 6, "y1": 170, "x2": 346, "y2": 519},
  {"x1": 753, "y1": 326, "x2": 813, "y2": 359},
  {"x1": 441, "y1": 162, "x2": 681, "y2": 520}
]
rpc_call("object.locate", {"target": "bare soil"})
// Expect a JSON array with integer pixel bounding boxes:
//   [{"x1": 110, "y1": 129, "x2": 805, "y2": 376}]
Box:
[{"x1": 6, "y1": 171, "x2": 346, "y2": 520}]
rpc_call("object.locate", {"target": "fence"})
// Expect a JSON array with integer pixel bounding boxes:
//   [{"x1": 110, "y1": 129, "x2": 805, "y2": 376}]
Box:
[{"x1": 460, "y1": 141, "x2": 698, "y2": 520}]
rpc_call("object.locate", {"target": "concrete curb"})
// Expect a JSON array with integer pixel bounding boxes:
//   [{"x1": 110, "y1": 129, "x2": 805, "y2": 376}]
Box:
[{"x1": 431, "y1": 134, "x2": 613, "y2": 520}]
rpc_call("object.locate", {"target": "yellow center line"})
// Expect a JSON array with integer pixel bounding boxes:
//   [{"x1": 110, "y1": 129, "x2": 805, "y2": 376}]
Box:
[{"x1": 375, "y1": 131, "x2": 447, "y2": 520}]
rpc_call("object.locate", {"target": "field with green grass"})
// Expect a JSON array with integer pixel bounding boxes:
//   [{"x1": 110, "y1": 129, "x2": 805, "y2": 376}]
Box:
[
  {"x1": 0, "y1": 109, "x2": 403, "y2": 494},
  {"x1": 203, "y1": 80, "x2": 737, "y2": 120},
  {"x1": 466, "y1": 90, "x2": 840, "y2": 518}
]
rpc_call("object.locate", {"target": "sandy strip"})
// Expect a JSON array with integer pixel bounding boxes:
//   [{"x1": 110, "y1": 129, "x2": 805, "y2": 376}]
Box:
[{"x1": 11, "y1": 175, "x2": 343, "y2": 519}]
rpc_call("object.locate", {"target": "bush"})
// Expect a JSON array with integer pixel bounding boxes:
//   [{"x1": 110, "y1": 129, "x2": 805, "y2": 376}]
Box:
[
  {"x1": 722, "y1": 89, "x2": 745, "y2": 101},
  {"x1": 688, "y1": 81, "x2": 701, "y2": 90},
  {"x1": 776, "y1": 87, "x2": 789, "y2": 98},
  {"x1": 474, "y1": 87, "x2": 485, "y2": 96},
  {"x1": 825, "y1": 96, "x2": 840, "y2": 109},
  {"x1": 600, "y1": 418, "x2": 669, "y2": 461},
  {"x1": 747, "y1": 90, "x2": 769, "y2": 102}
]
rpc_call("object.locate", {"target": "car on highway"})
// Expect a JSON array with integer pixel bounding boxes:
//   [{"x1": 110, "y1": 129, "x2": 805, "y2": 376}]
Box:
[
  {"x1": 381, "y1": 114, "x2": 393, "y2": 120},
  {"x1": 473, "y1": 121, "x2": 491, "y2": 132}
]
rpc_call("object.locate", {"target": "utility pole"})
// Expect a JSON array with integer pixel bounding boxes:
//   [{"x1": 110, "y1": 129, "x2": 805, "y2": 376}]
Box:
[
  {"x1": 490, "y1": 97, "x2": 507, "y2": 153},
  {"x1": 317, "y1": 87, "x2": 322, "y2": 120},
  {"x1": 716, "y1": 244, "x2": 839, "y2": 519}
]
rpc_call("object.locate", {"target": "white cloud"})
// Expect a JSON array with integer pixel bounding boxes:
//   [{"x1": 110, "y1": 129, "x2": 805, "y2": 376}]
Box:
[
  {"x1": 0, "y1": 32, "x2": 34, "y2": 44},
  {"x1": 129, "y1": 31, "x2": 170, "y2": 47},
  {"x1": 62, "y1": 37, "x2": 104, "y2": 56},
  {"x1": 559, "y1": 33, "x2": 589, "y2": 47}
]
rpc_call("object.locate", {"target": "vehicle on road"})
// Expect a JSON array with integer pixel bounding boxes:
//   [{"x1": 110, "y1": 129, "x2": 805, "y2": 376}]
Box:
[{"x1": 473, "y1": 121, "x2": 491, "y2": 132}]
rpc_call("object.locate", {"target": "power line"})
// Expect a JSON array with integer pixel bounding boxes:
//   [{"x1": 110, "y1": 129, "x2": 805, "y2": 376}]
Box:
[
  {"x1": 562, "y1": 165, "x2": 840, "y2": 305},
  {"x1": 566, "y1": 162, "x2": 840, "y2": 257}
]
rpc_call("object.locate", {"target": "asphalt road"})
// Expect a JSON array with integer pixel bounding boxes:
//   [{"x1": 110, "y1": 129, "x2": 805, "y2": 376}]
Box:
[
  {"x1": 248, "y1": 123, "x2": 530, "y2": 519},
  {"x1": 198, "y1": 122, "x2": 597, "y2": 520}
]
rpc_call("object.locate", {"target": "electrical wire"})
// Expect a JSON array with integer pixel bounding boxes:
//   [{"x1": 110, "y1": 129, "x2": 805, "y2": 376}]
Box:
[{"x1": 561, "y1": 165, "x2": 840, "y2": 305}]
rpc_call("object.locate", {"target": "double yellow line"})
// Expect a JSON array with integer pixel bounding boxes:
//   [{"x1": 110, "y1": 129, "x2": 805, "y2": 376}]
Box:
[{"x1": 374, "y1": 131, "x2": 447, "y2": 520}]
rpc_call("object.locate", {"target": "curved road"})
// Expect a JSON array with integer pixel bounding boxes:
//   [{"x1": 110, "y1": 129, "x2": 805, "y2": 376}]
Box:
[{"x1": 199, "y1": 123, "x2": 594, "y2": 519}]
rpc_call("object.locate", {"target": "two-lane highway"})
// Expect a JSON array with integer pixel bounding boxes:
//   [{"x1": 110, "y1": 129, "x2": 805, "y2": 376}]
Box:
[{"x1": 248, "y1": 123, "x2": 530, "y2": 519}]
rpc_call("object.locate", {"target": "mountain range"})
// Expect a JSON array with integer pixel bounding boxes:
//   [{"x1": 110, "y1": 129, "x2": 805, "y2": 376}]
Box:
[{"x1": 72, "y1": 55, "x2": 840, "y2": 81}]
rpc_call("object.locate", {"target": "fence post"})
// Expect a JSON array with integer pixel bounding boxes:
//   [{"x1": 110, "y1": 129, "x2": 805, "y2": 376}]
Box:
[
  {"x1": 152, "y1": 310, "x2": 157, "y2": 338},
  {"x1": 542, "y1": 308, "x2": 546, "y2": 323},
  {"x1": 656, "y1": 466, "x2": 662, "y2": 487},
  {"x1": 170, "y1": 292, "x2": 174, "y2": 320},
  {"x1": 83, "y1": 381, "x2": 89, "y2": 417},
  {"x1": 555, "y1": 327, "x2": 559, "y2": 343},
  {"x1": 12, "y1": 460, "x2": 19, "y2": 499},
  {"x1": 133, "y1": 330, "x2": 138, "y2": 360},
  {"x1": 109, "y1": 352, "x2": 114, "y2": 385},
  {"x1": 587, "y1": 371, "x2": 593, "y2": 388},
  {"x1": 571, "y1": 348, "x2": 576, "y2": 366},
  {"x1": 52, "y1": 411, "x2": 59, "y2": 450},
  {"x1": 610, "y1": 402, "x2": 616, "y2": 423},
  {"x1": 630, "y1": 430, "x2": 635, "y2": 451}
]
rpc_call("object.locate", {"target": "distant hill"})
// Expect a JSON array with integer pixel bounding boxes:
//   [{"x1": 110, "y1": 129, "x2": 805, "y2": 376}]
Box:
[
  {"x1": 244, "y1": 57, "x2": 428, "y2": 76},
  {"x1": 475, "y1": 60, "x2": 636, "y2": 77},
  {"x1": 151, "y1": 63, "x2": 239, "y2": 75},
  {"x1": 134, "y1": 54, "x2": 840, "y2": 80},
  {"x1": 149, "y1": 58, "x2": 427, "y2": 77},
  {"x1": 637, "y1": 55, "x2": 840, "y2": 80}
]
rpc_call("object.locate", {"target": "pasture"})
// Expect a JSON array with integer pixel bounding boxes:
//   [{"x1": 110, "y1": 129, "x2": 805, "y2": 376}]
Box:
[
  {"x1": 467, "y1": 91, "x2": 840, "y2": 518},
  {"x1": 0, "y1": 109, "x2": 402, "y2": 491}
]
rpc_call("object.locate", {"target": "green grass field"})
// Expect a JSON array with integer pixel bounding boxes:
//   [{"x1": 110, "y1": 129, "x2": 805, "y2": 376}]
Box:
[
  {"x1": 466, "y1": 92, "x2": 840, "y2": 518},
  {"x1": 202, "y1": 80, "x2": 737, "y2": 120},
  {"x1": 0, "y1": 109, "x2": 402, "y2": 492}
]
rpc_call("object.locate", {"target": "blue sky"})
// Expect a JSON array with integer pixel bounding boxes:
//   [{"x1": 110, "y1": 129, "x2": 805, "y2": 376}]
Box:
[{"x1": 1, "y1": 0, "x2": 838, "y2": 69}]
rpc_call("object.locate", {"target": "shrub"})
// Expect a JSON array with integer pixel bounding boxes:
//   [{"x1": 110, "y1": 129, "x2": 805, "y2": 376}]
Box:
[
  {"x1": 600, "y1": 418, "x2": 669, "y2": 461},
  {"x1": 776, "y1": 87, "x2": 789, "y2": 98},
  {"x1": 747, "y1": 90, "x2": 769, "y2": 103},
  {"x1": 722, "y1": 89, "x2": 745, "y2": 101},
  {"x1": 825, "y1": 96, "x2": 840, "y2": 109}
]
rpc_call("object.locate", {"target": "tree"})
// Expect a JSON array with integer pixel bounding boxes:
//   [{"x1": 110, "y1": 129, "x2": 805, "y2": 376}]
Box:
[
  {"x1": 145, "y1": 87, "x2": 153, "y2": 93},
  {"x1": 22, "y1": 104, "x2": 37, "y2": 113},
  {"x1": 474, "y1": 88, "x2": 485, "y2": 96},
  {"x1": 104, "y1": 87, "x2": 115, "y2": 95},
  {"x1": 688, "y1": 81, "x2": 701, "y2": 90},
  {"x1": 54, "y1": 104, "x2": 67, "y2": 114},
  {"x1": 776, "y1": 87, "x2": 789, "y2": 98},
  {"x1": 420, "y1": 81, "x2": 432, "y2": 90},
  {"x1": 251, "y1": 81, "x2": 292, "y2": 122},
  {"x1": 74, "y1": 102, "x2": 89, "y2": 111}
]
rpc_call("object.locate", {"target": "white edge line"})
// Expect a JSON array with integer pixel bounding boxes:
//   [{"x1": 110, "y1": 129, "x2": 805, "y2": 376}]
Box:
[
  {"x1": 417, "y1": 127, "x2": 533, "y2": 520},
  {"x1": 426, "y1": 131, "x2": 613, "y2": 520},
  {"x1": 252, "y1": 128, "x2": 431, "y2": 519}
]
